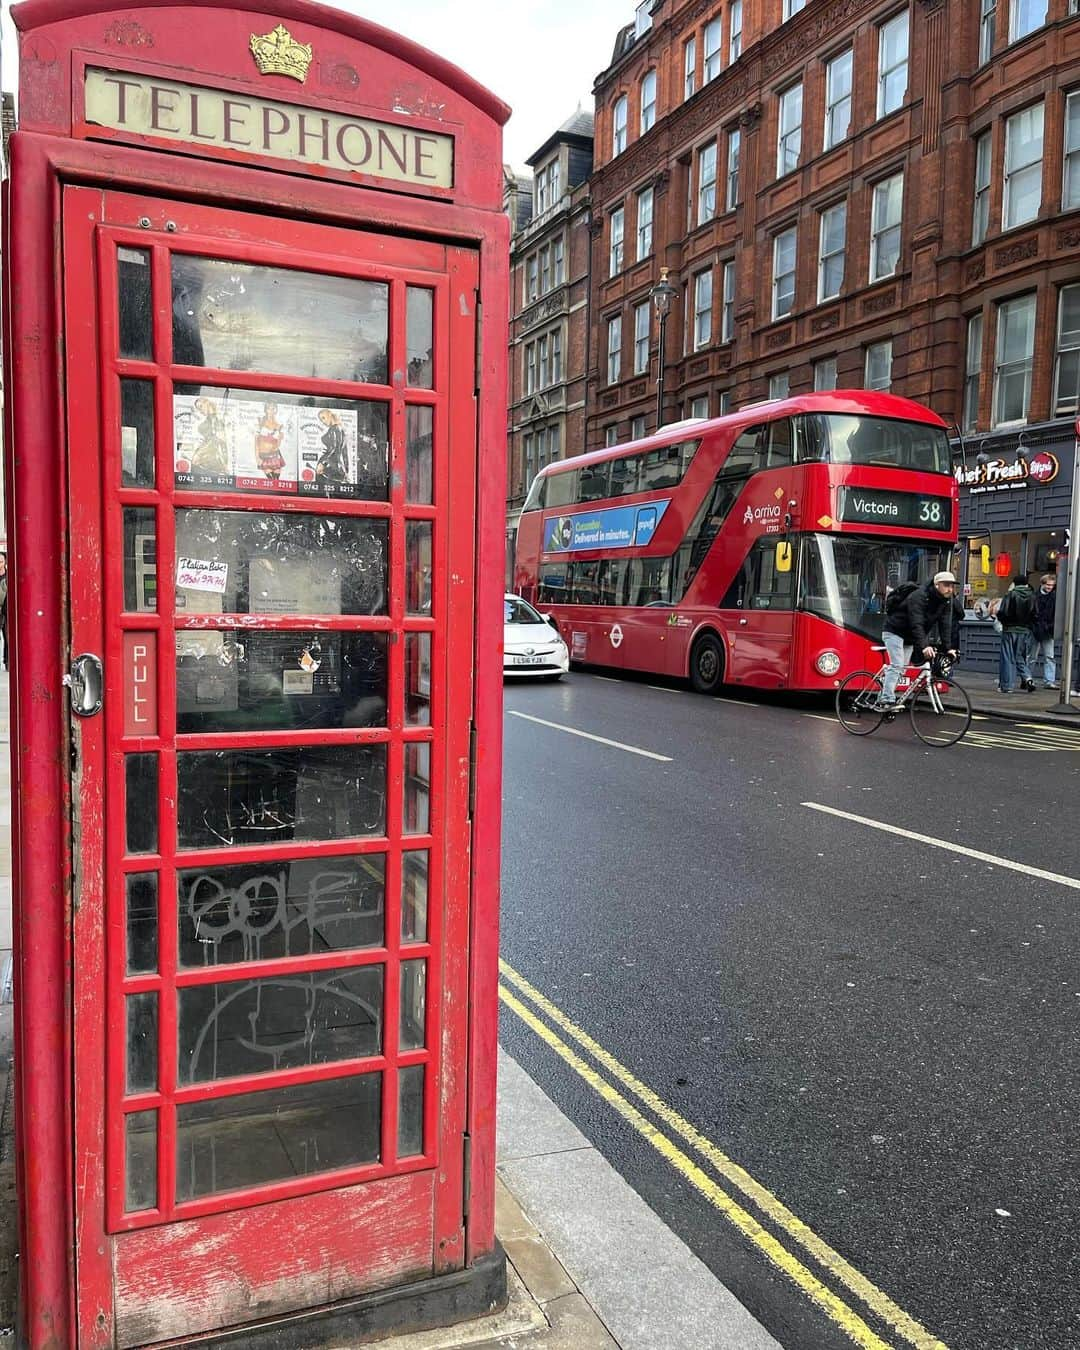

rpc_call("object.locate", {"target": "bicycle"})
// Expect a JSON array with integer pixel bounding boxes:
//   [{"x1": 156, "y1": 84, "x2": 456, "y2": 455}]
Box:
[{"x1": 835, "y1": 649, "x2": 973, "y2": 746}]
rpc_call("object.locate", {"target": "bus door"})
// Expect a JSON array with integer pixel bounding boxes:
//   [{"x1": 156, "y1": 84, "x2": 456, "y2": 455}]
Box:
[{"x1": 724, "y1": 538, "x2": 796, "y2": 687}]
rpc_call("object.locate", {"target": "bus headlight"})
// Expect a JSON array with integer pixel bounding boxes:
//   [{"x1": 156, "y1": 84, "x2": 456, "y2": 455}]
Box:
[{"x1": 815, "y1": 651, "x2": 841, "y2": 677}]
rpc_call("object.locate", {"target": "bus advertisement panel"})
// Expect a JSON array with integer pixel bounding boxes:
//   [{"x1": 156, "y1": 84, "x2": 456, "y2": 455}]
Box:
[{"x1": 513, "y1": 392, "x2": 959, "y2": 694}]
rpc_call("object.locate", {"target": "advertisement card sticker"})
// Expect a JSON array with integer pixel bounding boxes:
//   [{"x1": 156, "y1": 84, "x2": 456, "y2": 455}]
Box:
[{"x1": 177, "y1": 557, "x2": 228, "y2": 593}]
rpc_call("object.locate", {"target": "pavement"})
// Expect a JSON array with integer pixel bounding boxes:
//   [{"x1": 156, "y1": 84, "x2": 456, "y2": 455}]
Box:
[
  {"x1": 0, "y1": 656, "x2": 1073, "y2": 1348},
  {"x1": 957, "y1": 666, "x2": 1080, "y2": 723},
  {"x1": 0, "y1": 667, "x2": 778, "y2": 1349}
]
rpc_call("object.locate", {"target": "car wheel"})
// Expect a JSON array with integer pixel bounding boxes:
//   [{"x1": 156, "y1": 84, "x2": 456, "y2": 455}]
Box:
[{"x1": 689, "y1": 632, "x2": 724, "y2": 695}]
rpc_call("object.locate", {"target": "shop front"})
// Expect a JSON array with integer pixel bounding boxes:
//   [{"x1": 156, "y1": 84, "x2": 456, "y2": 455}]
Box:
[{"x1": 954, "y1": 422, "x2": 1074, "y2": 677}]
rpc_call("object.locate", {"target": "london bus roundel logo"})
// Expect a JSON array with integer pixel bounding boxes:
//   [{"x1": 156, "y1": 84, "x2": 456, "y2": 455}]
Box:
[{"x1": 609, "y1": 624, "x2": 624, "y2": 649}]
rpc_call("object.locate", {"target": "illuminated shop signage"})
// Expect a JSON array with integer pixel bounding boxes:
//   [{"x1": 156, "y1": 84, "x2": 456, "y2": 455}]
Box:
[
  {"x1": 83, "y1": 68, "x2": 455, "y2": 189},
  {"x1": 954, "y1": 451, "x2": 1059, "y2": 494}
]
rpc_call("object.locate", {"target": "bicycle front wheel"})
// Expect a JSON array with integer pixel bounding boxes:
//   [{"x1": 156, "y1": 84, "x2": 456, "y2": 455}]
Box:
[
  {"x1": 835, "y1": 670, "x2": 886, "y2": 735},
  {"x1": 909, "y1": 677, "x2": 972, "y2": 746}
]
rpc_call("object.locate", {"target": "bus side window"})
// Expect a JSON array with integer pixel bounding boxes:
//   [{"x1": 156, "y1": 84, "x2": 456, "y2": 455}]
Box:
[
  {"x1": 572, "y1": 560, "x2": 601, "y2": 604},
  {"x1": 639, "y1": 445, "x2": 678, "y2": 491},
  {"x1": 538, "y1": 563, "x2": 570, "y2": 604},
  {"x1": 598, "y1": 559, "x2": 629, "y2": 605},
  {"x1": 722, "y1": 425, "x2": 766, "y2": 476},
  {"x1": 748, "y1": 539, "x2": 795, "y2": 609},
  {"x1": 579, "y1": 463, "x2": 611, "y2": 502},
  {"x1": 767, "y1": 419, "x2": 793, "y2": 467},
  {"x1": 546, "y1": 470, "x2": 578, "y2": 508},
  {"x1": 628, "y1": 556, "x2": 671, "y2": 606},
  {"x1": 522, "y1": 475, "x2": 546, "y2": 512},
  {"x1": 609, "y1": 455, "x2": 642, "y2": 497},
  {"x1": 796, "y1": 414, "x2": 828, "y2": 462}
]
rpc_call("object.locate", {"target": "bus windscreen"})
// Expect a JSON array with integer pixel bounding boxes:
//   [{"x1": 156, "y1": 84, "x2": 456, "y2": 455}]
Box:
[
  {"x1": 799, "y1": 414, "x2": 951, "y2": 474},
  {"x1": 799, "y1": 534, "x2": 952, "y2": 641}
]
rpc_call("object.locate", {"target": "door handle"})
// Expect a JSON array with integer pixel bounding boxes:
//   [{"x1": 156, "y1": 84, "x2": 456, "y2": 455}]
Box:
[{"x1": 67, "y1": 653, "x2": 104, "y2": 717}]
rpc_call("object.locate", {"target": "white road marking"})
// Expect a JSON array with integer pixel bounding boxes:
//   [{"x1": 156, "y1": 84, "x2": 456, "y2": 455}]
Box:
[
  {"x1": 507, "y1": 711, "x2": 674, "y2": 762},
  {"x1": 802, "y1": 802, "x2": 1080, "y2": 891},
  {"x1": 646, "y1": 685, "x2": 679, "y2": 693},
  {"x1": 805, "y1": 713, "x2": 837, "y2": 723},
  {"x1": 593, "y1": 675, "x2": 621, "y2": 683}
]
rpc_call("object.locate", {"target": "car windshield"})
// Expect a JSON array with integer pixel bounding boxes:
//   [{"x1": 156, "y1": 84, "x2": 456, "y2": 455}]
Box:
[
  {"x1": 798, "y1": 414, "x2": 951, "y2": 474},
  {"x1": 799, "y1": 535, "x2": 952, "y2": 640},
  {"x1": 505, "y1": 597, "x2": 543, "y2": 625}
]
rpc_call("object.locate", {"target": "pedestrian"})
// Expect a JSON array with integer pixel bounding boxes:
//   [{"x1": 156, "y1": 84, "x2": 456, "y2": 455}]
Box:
[
  {"x1": 996, "y1": 573, "x2": 1038, "y2": 693},
  {"x1": 878, "y1": 571, "x2": 959, "y2": 708},
  {"x1": 1030, "y1": 572, "x2": 1059, "y2": 689}
]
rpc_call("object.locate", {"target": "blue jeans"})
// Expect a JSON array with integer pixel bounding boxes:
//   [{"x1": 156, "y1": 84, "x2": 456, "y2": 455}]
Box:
[
  {"x1": 881, "y1": 631, "x2": 913, "y2": 703},
  {"x1": 999, "y1": 630, "x2": 1033, "y2": 691},
  {"x1": 1032, "y1": 636, "x2": 1056, "y2": 685}
]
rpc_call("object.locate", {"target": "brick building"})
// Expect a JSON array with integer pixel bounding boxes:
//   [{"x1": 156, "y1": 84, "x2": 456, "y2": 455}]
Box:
[
  {"x1": 583, "y1": 0, "x2": 1080, "y2": 666},
  {"x1": 505, "y1": 112, "x2": 594, "y2": 580}
]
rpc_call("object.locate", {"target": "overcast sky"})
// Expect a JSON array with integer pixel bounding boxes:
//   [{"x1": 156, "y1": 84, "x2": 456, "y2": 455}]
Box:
[{"x1": 0, "y1": 0, "x2": 631, "y2": 169}]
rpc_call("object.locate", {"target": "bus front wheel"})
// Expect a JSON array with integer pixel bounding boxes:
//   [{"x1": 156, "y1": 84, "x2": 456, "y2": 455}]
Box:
[{"x1": 690, "y1": 633, "x2": 725, "y2": 695}]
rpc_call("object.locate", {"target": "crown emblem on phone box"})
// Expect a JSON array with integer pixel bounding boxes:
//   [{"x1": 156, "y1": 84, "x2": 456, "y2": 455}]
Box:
[{"x1": 249, "y1": 24, "x2": 313, "y2": 82}]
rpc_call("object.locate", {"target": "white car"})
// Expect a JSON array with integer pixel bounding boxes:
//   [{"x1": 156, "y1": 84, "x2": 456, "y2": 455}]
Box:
[{"x1": 503, "y1": 594, "x2": 569, "y2": 680}]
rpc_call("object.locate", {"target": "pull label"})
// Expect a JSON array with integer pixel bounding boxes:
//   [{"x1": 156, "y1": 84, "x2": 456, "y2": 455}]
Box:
[{"x1": 123, "y1": 633, "x2": 157, "y2": 737}]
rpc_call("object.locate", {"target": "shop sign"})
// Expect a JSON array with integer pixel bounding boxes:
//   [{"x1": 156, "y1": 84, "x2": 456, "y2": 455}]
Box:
[
  {"x1": 83, "y1": 67, "x2": 454, "y2": 189},
  {"x1": 954, "y1": 451, "x2": 1059, "y2": 494}
]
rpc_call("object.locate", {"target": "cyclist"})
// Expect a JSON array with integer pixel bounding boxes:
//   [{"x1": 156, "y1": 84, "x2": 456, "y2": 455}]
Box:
[{"x1": 878, "y1": 571, "x2": 959, "y2": 708}]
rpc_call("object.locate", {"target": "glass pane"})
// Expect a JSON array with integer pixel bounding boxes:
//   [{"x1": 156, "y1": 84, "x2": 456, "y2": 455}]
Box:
[
  {"x1": 126, "y1": 992, "x2": 158, "y2": 1093},
  {"x1": 123, "y1": 508, "x2": 157, "y2": 614},
  {"x1": 406, "y1": 405, "x2": 434, "y2": 504},
  {"x1": 403, "y1": 743, "x2": 430, "y2": 836},
  {"x1": 406, "y1": 288, "x2": 434, "y2": 388},
  {"x1": 178, "y1": 744, "x2": 387, "y2": 849},
  {"x1": 125, "y1": 1110, "x2": 157, "y2": 1212},
  {"x1": 406, "y1": 522, "x2": 433, "y2": 615},
  {"x1": 173, "y1": 387, "x2": 389, "y2": 501},
  {"x1": 172, "y1": 255, "x2": 389, "y2": 384},
  {"x1": 400, "y1": 959, "x2": 426, "y2": 1050},
  {"x1": 175, "y1": 510, "x2": 388, "y2": 616},
  {"x1": 126, "y1": 873, "x2": 158, "y2": 974},
  {"x1": 178, "y1": 855, "x2": 385, "y2": 967},
  {"x1": 177, "y1": 965, "x2": 383, "y2": 1083},
  {"x1": 176, "y1": 1073, "x2": 381, "y2": 1201},
  {"x1": 398, "y1": 1065, "x2": 424, "y2": 1158},
  {"x1": 126, "y1": 754, "x2": 158, "y2": 855},
  {"x1": 405, "y1": 634, "x2": 432, "y2": 727},
  {"x1": 118, "y1": 247, "x2": 152, "y2": 360},
  {"x1": 120, "y1": 380, "x2": 155, "y2": 488},
  {"x1": 176, "y1": 631, "x2": 388, "y2": 733},
  {"x1": 401, "y1": 851, "x2": 428, "y2": 943}
]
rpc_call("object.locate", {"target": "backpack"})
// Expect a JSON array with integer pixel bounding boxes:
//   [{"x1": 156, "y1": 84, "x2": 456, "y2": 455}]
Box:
[
  {"x1": 998, "y1": 588, "x2": 1036, "y2": 629},
  {"x1": 884, "y1": 581, "x2": 919, "y2": 617}
]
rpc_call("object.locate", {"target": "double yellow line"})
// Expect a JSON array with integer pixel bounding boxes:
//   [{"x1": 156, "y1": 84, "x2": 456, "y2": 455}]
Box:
[{"x1": 498, "y1": 959, "x2": 948, "y2": 1350}]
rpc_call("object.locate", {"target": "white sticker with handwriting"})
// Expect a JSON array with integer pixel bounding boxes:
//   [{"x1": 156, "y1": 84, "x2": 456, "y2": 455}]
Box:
[{"x1": 176, "y1": 557, "x2": 228, "y2": 593}]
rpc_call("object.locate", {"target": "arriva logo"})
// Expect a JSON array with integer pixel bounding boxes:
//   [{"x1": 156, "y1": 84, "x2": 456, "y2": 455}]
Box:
[{"x1": 743, "y1": 503, "x2": 783, "y2": 526}]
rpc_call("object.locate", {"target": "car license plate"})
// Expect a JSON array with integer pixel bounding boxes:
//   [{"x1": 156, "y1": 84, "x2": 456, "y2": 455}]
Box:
[{"x1": 512, "y1": 656, "x2": 543, "y2": 666}]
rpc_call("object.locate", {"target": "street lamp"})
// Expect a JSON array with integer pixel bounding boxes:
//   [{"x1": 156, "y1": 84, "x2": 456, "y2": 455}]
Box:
[{"x1": 650, "y1": 266, "x2": 677, "y2": 431}]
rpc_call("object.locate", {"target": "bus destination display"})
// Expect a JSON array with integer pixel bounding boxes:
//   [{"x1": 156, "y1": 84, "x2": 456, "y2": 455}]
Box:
[{"x1": 837, "y1": 488, "x2": 952, "y2": 532}]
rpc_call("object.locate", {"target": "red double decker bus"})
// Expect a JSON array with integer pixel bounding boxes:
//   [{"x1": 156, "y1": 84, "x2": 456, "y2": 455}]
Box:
[{"x1": 513, "y1": 391, "x2": 959, "y2": 693}]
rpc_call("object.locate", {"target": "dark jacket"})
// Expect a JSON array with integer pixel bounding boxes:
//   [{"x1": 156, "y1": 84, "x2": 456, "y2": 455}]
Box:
[
  {"x1": 1033, "y1": 585, "x2": 1057, "y2": 641},
  {"x1": 999, "y1": 583, "x2": 1036, "y2": 634},
  {"x1": 884, "y1": 580, "x2": 954, "y2": 652}
]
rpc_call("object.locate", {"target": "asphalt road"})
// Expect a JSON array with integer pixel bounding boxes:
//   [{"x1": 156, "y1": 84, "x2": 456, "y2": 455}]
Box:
[{"x1": 498, "y1": 669, "x2": 1080, "y2": 1350}]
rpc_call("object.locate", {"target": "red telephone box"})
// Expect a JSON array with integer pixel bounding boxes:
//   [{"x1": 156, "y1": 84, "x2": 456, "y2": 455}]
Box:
[{"x1": 4, "y1": 3, "x2": 509, "y2": 1344}]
